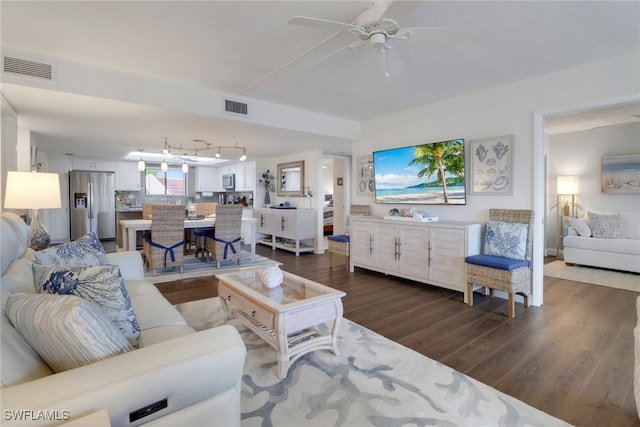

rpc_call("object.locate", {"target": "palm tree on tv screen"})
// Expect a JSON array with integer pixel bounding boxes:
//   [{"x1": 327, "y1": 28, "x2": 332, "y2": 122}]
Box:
[{"x1": 409, "y1": 140, "x2": 464, "y2": 204}]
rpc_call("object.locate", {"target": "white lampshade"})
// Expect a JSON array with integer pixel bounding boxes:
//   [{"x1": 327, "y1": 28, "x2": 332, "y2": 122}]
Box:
[
  {"x1": 557, "y1": 175, "x2": 578, "y2": 195},
  {"x1": 181, "y1": 162, "x2": 189, "y2": 174},
  {"x1": 160, "y1": 160, "x2": 168, "y2": 172},
  {"x1": 4, "y1": 171, "x2": 62, "y2": 209}
]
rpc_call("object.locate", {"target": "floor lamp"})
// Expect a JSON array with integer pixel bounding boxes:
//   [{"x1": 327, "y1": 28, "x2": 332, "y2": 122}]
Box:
[
  {"x1": 556, "y1": 175, "x2": 578, "y2": 258},
  {"x1": 4, "y1": 171, "x2": 62, "y2": 250}
]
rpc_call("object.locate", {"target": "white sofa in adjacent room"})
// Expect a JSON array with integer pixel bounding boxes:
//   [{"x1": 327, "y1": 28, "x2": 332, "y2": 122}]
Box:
[
  {"x1": 563, "y1": 211, "x2": 640, "y2": 273},
  {"x1": 1, "y1": 212, "x2": 246, "y2": 426}
]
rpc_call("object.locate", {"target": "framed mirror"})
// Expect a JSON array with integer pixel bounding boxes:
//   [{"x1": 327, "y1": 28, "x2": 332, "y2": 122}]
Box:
[{"x1": 277, "y1": 161, "x2": 305, "y2": 196}]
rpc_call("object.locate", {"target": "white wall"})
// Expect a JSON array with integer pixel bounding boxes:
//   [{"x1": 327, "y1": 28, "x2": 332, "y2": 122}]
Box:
[
  {"x1": 545, "y1": 122, "x2": 640, "y2": 252},
  {"x1": 354, "y1": 52, "x2": 639, "y2": 220},
  {"x1": 352, "y1": 52, "x2": 640, "y2": 306}
]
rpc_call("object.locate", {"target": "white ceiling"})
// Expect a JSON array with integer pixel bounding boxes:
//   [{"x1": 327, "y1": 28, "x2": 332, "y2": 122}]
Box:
[{"x1": 1, "y1": 1, "x2": 639, "y2": 162}]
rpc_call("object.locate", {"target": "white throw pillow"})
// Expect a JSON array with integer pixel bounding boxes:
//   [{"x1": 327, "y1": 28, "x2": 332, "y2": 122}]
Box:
[
  {"x1": 483, "y1": 220, "x2": 529, "y2": 260},
  {"x1": 567, "y1": 217, "x2": 592, "y2": 237},
  {"x1": 33, "y1": 264, "x2": 141, "y2": 348},
  {"x1": 6, "y1": 293, "x2": 132, "y2": 373},
  {"x1": 587, "y1": 212, "x2": 624, "y2": 239}
]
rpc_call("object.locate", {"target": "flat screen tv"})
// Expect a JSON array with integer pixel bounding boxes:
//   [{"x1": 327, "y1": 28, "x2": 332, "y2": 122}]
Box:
[{"x1": 373, "y1": 139, "x2": 466, "y2": 205}]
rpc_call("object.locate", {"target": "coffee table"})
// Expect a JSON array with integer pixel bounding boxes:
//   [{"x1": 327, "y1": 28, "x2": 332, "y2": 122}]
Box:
[{"x1": 216, "y1": 269, "x2": 345, "y2": 379}]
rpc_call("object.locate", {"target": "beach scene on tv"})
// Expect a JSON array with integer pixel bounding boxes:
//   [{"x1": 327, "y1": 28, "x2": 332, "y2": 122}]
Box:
[{"x1": 373, "y1": 139, "x2": 466, "y2": 205}]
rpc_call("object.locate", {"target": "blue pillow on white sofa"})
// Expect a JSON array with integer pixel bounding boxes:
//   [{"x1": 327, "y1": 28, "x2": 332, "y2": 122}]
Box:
[
  {"x1": 33, "y1": 264, "x2": 141, "y2": 348},
  {"x1": 483, "y1": 220, "x2": 528, "y2": 260},
  {"x1": 34, "y1": 232, "x2": 109, "y2": 266}
]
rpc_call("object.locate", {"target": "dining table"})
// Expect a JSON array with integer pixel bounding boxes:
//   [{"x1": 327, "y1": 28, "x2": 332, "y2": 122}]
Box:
[{"x1": 119, "y1": 217, "x2": 257, "y2": 261}]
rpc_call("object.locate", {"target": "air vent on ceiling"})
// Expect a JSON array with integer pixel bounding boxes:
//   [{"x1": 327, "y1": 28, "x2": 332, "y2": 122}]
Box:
[
  {"x1": 3, "y1": 56, "x2": 53, "y2": 80},
  {"x1": 224, "y1": 99, "x2": 248, "y2": 116}
]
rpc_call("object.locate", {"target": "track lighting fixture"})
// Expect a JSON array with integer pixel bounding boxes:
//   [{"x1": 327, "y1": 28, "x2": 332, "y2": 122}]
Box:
[{"x1": 159, "y1": 138, "x2": 247, "y2": 162}]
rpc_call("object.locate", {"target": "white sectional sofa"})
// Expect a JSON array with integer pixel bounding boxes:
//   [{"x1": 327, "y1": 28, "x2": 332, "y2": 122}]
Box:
[
  {"x1": 563, "y1": 211, "x2": 640, "y2": 273},
  {"x1": 0, "y1": 212, "x2": 246, "y2": 426}
]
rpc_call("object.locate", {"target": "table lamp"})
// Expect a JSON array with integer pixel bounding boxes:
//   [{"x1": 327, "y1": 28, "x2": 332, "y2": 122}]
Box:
[{"x1": 4, "y1": 171, "x2": 62, "y2": 250}]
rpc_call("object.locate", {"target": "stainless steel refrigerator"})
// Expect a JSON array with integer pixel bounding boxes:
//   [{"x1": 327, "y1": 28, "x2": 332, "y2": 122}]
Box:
[{"x1": 69, "y1": 170, "x2": 116, "y2": 241}]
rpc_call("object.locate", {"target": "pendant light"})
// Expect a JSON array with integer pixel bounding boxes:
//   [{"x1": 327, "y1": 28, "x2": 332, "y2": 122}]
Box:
[
  {"x1": 136, "y1": 148, "x2": 145, "y2": 171},
  {"x1": 160, "y1": 160, "x2": 168, "y2": 172}
]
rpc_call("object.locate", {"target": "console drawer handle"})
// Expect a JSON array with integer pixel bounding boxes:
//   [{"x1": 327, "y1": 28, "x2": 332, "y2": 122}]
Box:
[
  {"x1": 251, "y1": 310, "x2": 256, "y2": 317},
  {"x1": 227, "y1": 295, "x2": 232, "y2": 301}
]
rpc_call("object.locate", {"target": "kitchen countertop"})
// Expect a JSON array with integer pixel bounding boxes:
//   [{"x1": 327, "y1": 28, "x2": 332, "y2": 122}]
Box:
[{"x1": 116, "y1": 207, "x2": 143, "y2": 212}]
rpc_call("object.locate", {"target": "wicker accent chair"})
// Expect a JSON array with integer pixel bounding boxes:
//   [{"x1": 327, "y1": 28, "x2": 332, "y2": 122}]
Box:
[
  {"x1": 327, "y1": 204, "x2": 370, "y2": 271},
  {"x1": 142, "y1": 204, "x2": 185, "y2": 276},
  {"x1": 193, "y1": 203, "x2": 218, "y2": 259},
  {"x1": 205, "y1": 205, "x2": 243, "y2": 268},
  {"x1": 465, "y1": 209, "x2": 535, "y2": 318},
  {"x1": 142, "y1": 203, "x2": 168, "y2": 219}
]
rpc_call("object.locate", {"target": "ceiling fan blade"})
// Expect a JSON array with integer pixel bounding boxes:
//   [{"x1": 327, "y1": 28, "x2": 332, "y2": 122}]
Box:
[
  {"x1": 380, "y1": 0, "x2": 423, "y2": 23},
  {"x1": 289, "y1": 16, "x2": 362, "y2": 33},
  {"x1": 400, "y1": 27, "x2": 480, "y2": 44}
]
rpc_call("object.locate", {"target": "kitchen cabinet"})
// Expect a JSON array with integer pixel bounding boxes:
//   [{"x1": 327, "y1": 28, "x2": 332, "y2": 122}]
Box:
[
  {"x1": 235, "y1": 161, "x2": 255, "y2": 191},
  {"x1": 72, "y1": 157, "x2": 115, "y2": 172},
  {"x1": 349, "y1": 217, "x2": 482, "y2": 293},
  {"x1": 115, "y1": 162, "x2": 141, "y2": 191},
  {"x1": 216, "y1": 161, "x2": 255, "y2": 191},
  {"x1": 195, "y1": 166, "x2": 223, "y2": 192},
  {"x1": 254, "y1": 208, "x2": 315, "y2": 255}
]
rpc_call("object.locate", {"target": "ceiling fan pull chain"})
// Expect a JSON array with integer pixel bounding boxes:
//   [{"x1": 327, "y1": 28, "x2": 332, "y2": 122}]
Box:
[{"x1": 385, "y1": 47, "x2": 390, "y2": 77}]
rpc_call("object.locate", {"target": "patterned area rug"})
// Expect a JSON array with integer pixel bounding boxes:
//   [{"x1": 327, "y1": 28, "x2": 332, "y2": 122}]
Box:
[
  {"x1": 175, "y1": 297, "x2": 571, "y2": 427},
  {"x1": 144, "y1": 250, "x2": 278, "y2": 284},
  {"x1": 544, "y1": 260, "x2": 639, "y2": 292}
]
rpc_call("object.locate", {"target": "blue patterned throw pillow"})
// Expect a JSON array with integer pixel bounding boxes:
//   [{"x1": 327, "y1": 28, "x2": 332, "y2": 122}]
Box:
[
  {"x1": 35, "y1": 232, "x2": 109, "y2": 266},
  {"x1": 32, "y1": 264, "x2": 141, "y2": 348},
  {"x1": 587, "y1": 212, "x2": 624, "y2": 238},
  {"x1": 483, "y1": 220, "x2": 529, "y2": 260}
]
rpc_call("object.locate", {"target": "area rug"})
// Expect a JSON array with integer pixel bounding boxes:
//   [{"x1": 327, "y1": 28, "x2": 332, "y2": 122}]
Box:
[
  {"x1": 144, "y1": 250, "x2": 279, "y2": 284},
  {"x1": 544, "y1": 260, "x2": 639, "y2": 292},
  {"x1": 175, "y1": 297, "x2": 571, "y2": 427}
]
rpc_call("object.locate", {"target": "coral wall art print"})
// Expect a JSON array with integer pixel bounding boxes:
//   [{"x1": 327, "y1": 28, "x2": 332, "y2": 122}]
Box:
[{"x1": 470, "y1": 135, "x2": 513, "y2": 195}]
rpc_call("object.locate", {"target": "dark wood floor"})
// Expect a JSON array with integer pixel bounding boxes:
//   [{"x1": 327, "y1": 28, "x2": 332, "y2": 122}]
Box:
[{"x1": 155, "y1": 246, "x2": 639, "y2": 426}]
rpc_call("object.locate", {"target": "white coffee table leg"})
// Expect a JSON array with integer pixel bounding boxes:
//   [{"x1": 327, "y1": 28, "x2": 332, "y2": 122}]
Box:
[{"x1": 276, "y1": 313, "x2": 289, "y2": 379}]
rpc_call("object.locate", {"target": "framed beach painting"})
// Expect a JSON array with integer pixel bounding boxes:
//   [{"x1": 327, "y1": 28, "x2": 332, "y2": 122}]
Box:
[
  {"x1": 601, "y1": 153, "x2": 640, "y2": 193},
  {"x1": 469, "y1": 135, "x2": 513, "y2": 195}
]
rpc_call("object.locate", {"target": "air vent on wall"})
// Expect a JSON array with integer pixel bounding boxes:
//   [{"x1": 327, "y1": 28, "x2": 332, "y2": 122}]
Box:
[
  {"x1": 3, "y1": 56, "x2": 53, "y2": 80},
  {"x1": 224, "y1": 99, "x2": 248, "y2": 116}
]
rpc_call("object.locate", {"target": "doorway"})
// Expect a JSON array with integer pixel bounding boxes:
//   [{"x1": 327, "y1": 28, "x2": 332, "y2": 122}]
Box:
[
  {"x1": 322, "y1": 155, "x2": 350, "y2": 249},
  {"x1": 533, "y1": 94, "x2": 640, "y2": 306}
]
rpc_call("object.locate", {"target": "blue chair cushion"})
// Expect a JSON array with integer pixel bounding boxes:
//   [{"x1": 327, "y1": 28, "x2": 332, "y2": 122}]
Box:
[
  {"x1": 327, "y1": 234, "x2": 350, "y2": 243},
  {"x1": 465, "y1": 254, "x2": 530, "y2": 271},
  {"x1": 194, "y1": 228, "x2": 215, "y2": 238}
]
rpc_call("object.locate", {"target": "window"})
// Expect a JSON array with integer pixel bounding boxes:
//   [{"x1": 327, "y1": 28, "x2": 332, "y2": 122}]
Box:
[{"x1": 144, "y1": 166, "x2": 186, "y2": 196}]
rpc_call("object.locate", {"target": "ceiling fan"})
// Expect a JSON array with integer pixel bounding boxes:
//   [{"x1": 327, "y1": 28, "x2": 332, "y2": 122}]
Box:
[{"x1": 288, "y1": 1, "x2": 476, "y2": 76}]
